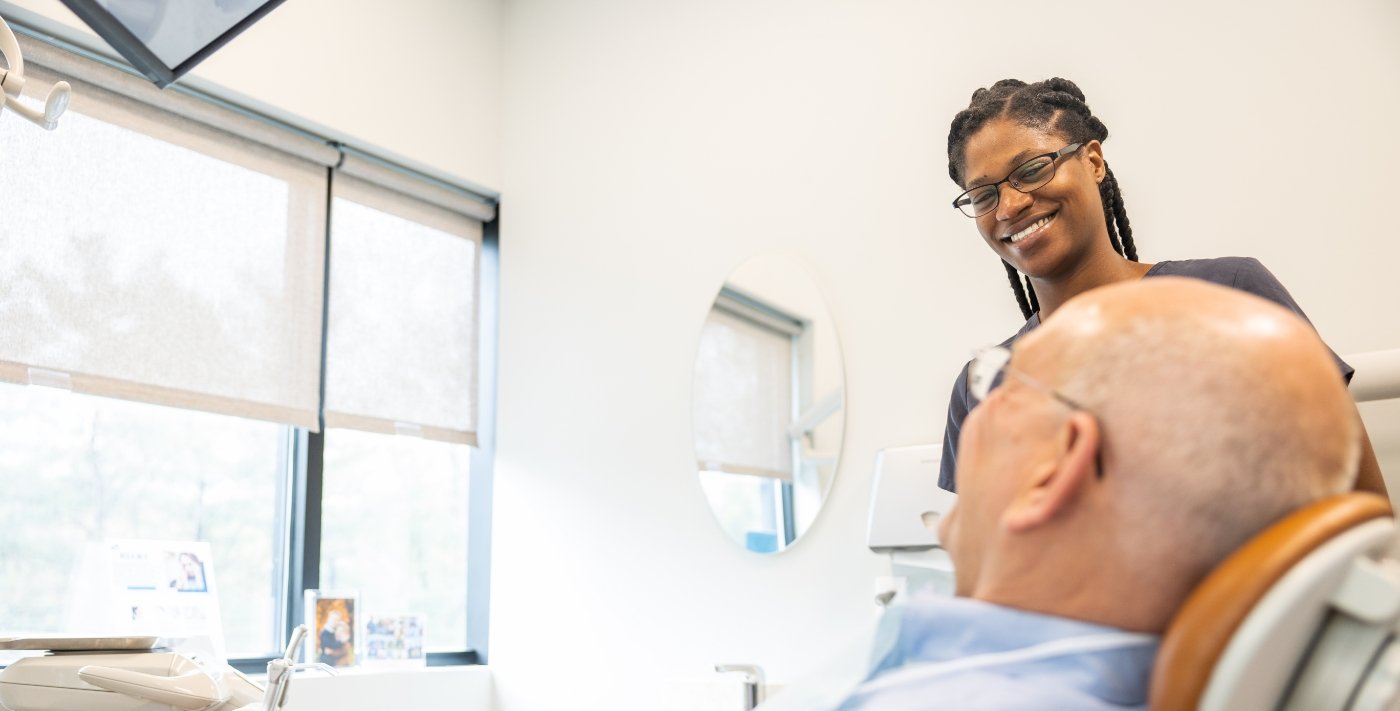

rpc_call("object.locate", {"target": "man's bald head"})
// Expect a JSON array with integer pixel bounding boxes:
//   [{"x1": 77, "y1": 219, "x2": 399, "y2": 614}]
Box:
[
  {"x1": 1025, "y1": 277, "x2": 1360, "y2": 571},
  {"x1": 941, "y1": 277, "x2": 1361, "y2": 631}
]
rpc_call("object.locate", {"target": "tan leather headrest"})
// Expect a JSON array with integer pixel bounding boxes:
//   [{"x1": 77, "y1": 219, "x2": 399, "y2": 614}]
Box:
[{"x1": 1150, "y1": 492, "x2": 1392, "y2": 710}]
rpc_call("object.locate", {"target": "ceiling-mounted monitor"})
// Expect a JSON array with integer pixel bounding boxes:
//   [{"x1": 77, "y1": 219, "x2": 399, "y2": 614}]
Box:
[{"x1": 58, "y1": 0, "x2": 286, "y2": 88}]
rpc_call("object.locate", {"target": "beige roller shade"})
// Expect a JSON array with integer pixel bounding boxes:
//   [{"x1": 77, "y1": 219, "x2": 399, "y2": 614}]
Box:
[
  {"x1": 0, "y1": 57, "x2": 327, "y2": 428},
  {"x1": 693, "y1": 305, "x2": 796, "y2": 480},
  {"x1": 337, "y1": 149, "x2": 495, "y2": 223},
  {"x1": 323, "y1": 175, "x2": 481, "y2": 445}
]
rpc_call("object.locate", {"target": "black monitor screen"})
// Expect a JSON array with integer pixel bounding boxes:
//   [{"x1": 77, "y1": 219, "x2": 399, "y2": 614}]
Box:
[{"x1": 59, "y1": 0, "x2": 286, "y2": 88}]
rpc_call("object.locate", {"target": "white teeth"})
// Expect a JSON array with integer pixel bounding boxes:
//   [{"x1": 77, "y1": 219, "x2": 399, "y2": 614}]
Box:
[{"x1": 1006, "y1": 214, "x2": 1053, "y2": 244}]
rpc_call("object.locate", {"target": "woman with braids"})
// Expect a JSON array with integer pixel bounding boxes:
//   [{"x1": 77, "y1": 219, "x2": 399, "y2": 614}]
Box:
[{"x1": 937, "y1": 77, "x2": 1387, "y2": 497}]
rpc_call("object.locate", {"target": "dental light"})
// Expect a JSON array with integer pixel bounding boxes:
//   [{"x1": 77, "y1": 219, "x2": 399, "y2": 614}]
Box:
[{"x1": 0, "y1": 13, "x2": 72, "y2": 130}]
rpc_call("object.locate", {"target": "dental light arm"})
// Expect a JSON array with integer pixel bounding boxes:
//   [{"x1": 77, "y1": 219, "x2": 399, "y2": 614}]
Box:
[{"x1": 0, "y1": 13, "x2": 72, "y2": 129}]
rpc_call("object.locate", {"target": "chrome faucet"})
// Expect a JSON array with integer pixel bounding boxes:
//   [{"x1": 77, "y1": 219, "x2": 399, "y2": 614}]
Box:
[{"x1": 715, "y1": 664, "x2": 765, "y2": 710}]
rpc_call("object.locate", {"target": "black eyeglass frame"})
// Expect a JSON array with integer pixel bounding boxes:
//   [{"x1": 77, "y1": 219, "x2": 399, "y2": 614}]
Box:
[{"x1": 951, "y1": 143, "x2": 1084, "y2": 218}]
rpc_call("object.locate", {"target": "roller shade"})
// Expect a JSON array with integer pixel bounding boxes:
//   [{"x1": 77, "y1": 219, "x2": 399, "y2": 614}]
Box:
[
  {"x1": 0, "y1": 41, "x2": 328, "y2": 428},
  {"x1": 337, "y1": 149, "x2": 495, "y2": 223},
  {"x1": 322, "y1": 175, "x2": 481, "y2": 445},
  {"x1": 693, "y1": 305, "x2": 796, "y2": 480}
]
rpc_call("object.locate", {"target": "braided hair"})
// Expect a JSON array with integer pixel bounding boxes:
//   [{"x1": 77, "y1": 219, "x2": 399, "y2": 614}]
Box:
[{"x1": 948, "y1": 78, "x2": 1137, "y2": 320}]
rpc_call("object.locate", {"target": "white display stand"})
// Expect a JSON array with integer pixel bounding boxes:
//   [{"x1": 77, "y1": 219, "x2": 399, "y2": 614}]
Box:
[{"x1": 64, "y1": 539, "x2": 227, "y2": 665}]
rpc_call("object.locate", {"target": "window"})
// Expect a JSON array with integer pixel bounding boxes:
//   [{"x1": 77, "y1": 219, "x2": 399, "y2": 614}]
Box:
[
  {"x1": 317, "y1": 175, "x2": 484, "y2": 651},
  {"x1": 0, "y1": 383, "x2": 288, "y2": 657},
  {"x1": 0, "y1": 59, "x2": 323, "y2": 658},
  {"x1": 320, "y1": 430, "x2": 471, "y2": 650},
  {"x1": 0, "y1": 30, "x2": 497, "y2": 665}
]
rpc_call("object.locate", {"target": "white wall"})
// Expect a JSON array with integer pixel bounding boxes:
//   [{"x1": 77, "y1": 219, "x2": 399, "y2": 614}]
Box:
[
  {"x1": 495, "y1": 1, "x2": 1400, "y2": 709},
  {"x1": 1, "y1": 0, "x2": 503, "y2": 189}
]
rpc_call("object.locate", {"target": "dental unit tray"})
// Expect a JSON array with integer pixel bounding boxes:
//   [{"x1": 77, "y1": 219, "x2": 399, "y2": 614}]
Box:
[{"x1": 0, "y1": 635, "x2": 161, "y2": 651}]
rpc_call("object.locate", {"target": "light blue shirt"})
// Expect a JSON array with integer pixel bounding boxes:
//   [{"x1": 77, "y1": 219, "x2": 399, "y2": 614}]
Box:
[{"x1": 834, "y1": 594, "x2": 1158, "y2": 711}]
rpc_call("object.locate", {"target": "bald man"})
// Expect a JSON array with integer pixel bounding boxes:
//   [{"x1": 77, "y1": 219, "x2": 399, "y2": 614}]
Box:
[{"x1": 833, "y1": 277, "x2": 1363, "y2": 711}]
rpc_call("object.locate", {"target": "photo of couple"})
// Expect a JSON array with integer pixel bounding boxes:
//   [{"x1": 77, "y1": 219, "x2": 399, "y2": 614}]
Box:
[{"x1": 308, "y1": 592, "x2": 357, "y2": 668}]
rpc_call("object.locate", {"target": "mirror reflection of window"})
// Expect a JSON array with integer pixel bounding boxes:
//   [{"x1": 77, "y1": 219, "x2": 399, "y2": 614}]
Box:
[
  {"x1": 692, "y1": 272, "x2": 845, "y2": 554},
  {"x1": 694, "y1": 288, "x2": 803, "y2": 553}
]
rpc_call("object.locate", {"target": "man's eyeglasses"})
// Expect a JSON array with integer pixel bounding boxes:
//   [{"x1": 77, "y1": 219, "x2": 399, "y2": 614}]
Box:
[
  {"x1": 967, "y1": 345, "x2": 1088, "y2": 413},
  {"x1": 968, "y1": 345, "x2": 1104, "y2": 477},
  {"x1": 952, "y1": 143, "x2": 1083, "y2": 219}
]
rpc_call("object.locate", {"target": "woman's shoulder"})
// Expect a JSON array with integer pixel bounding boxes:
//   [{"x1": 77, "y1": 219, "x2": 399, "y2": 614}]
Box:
[
  {"x1": 1148, "y1": 256, "x2": 1292, "y2": 300},
  {"x1": 1146, "y1": 256, "x2": 1273, "y2": 287}
]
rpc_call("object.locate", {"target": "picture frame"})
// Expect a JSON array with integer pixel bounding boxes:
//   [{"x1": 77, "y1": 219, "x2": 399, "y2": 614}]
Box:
[
  {"x1": 303, "y1": 590, "x2": 359, "y2": 668},
  {"x1": 362, "y1": 613, "x2": 427, "y2": 668},
  {"x1": 64, "y1": 540, "x2": 227, "y2": 664}
]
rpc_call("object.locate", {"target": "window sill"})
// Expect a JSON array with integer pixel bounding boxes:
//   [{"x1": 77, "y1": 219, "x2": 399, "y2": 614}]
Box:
[
  {"x1": 232, "y1": 649, "x2": 478, "y2": 675},
  {"x1": 276, "y1": 665, "x2": 492, "y2": 710}
]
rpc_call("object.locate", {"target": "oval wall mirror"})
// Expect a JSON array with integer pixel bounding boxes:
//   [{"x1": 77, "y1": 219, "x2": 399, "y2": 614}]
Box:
[{"x1": 691, "y1": 256, "x2": 846, "y2": 554}]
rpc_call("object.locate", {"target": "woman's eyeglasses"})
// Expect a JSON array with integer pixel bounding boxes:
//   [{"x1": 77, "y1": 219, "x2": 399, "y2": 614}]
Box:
[{"x1": 952, "y1": 143, "x2": 1083, "y2": 218}]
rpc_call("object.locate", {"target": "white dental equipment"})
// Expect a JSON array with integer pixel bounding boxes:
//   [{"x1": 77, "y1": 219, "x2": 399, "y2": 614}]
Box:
[
  {"x1": 0, "y1": 625, "x2": 330, "y2": 711},
  {"x1": 0, "y1": 12, "x2": 72, "y2": 130},
  {"x1": 866, "y1": 445, "x2": 958, "y2": 604},
  {"x1": 866, "y1": 444, "x2": 955, "y2": 553},
  {"x1": 247, "y1": 625, "x2": 334, "y2": 711},
  {"x1": 1348, "y1": 348, "x2": 1400, "y2": 403}
]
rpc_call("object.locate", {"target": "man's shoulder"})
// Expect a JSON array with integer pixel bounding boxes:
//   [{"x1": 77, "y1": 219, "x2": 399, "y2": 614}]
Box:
[{"x1": 864, "y1": 596, "x2": 1156, "y2": 710}]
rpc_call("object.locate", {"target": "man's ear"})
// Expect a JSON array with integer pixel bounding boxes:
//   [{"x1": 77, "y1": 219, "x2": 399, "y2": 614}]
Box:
[{"x1": 1002, "y1": 412, "x2": 1101, "y2": 533}]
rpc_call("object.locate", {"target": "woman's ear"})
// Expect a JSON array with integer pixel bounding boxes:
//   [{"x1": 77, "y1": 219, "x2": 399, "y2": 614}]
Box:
[
  {"x1": 1082, "y1": 139, "x2": 1106, "y2": 184},
  {"x1": 1002, "y1": 412, "x2": 1101, "y2": 533}
]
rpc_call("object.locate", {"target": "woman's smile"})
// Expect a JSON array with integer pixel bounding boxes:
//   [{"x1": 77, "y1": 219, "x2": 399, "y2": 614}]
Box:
[{"x1": 1002, "y1": 212, "x2": 1057, "y2": 249}]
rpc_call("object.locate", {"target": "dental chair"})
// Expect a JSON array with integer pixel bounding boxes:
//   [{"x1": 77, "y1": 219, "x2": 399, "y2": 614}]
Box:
[
  {"x1": 1152, "y1": 492, "x2": 1399, "y2": 710},
  {"x1": 862, "y1": 448, "x2": 1400, "y2": 710}
]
